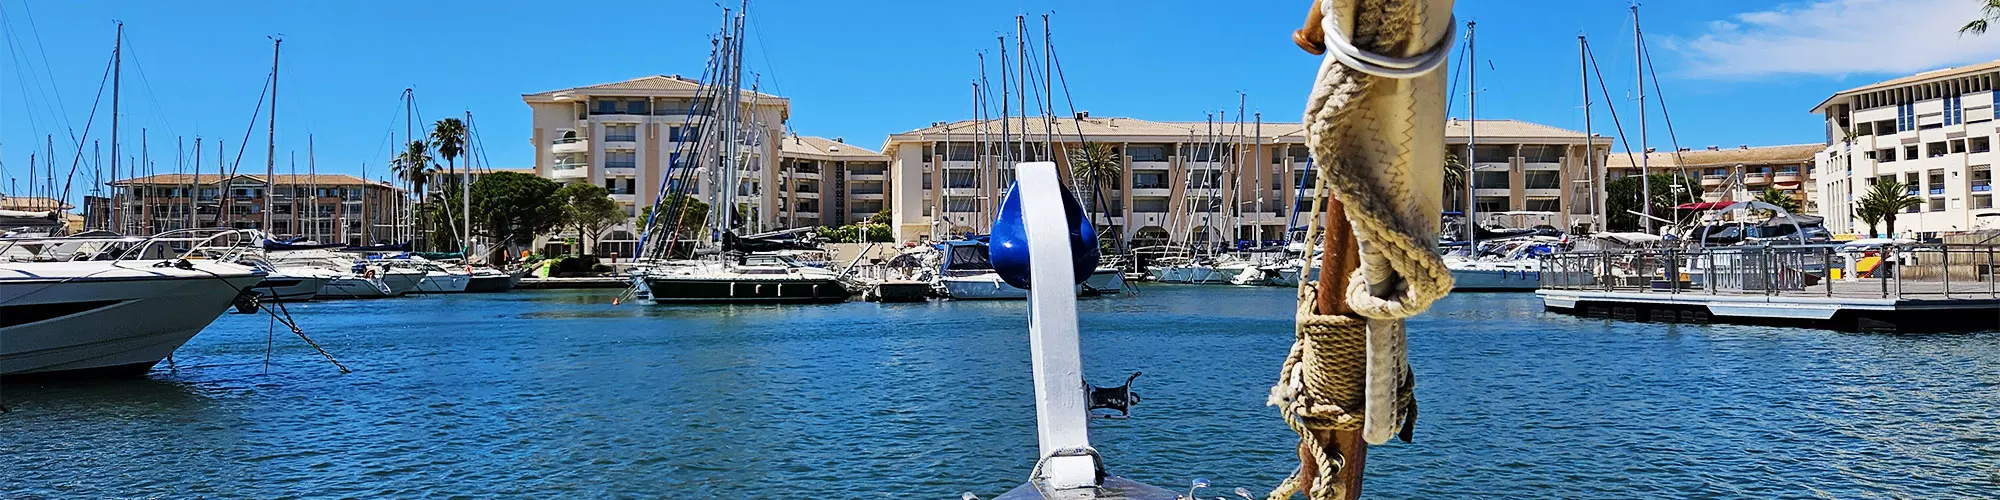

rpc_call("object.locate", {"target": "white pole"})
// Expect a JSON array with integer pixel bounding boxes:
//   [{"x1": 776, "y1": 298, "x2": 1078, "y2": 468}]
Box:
[{"x1": 1017, "y1": 160, "x2": 1094, "y2": 490}]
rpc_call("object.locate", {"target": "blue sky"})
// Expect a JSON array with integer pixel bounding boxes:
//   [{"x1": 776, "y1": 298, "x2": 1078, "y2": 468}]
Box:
[{"x1": 5, "y1": 0, "x2": 1998, "y2": 205}]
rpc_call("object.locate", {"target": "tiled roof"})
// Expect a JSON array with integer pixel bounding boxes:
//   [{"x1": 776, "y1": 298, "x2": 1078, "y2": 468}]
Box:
[
  {"x1": 524, "y1": 75, "x2": 784, "y2": 100},
  {"x1": 1606, "y1": 144, "x2": 1822, "y2": 170},
  {"x1": 886, "y1": 117, "x2": 1592, "y2": 149},
  {"x1": 109, "y1": 173, "x2": 402, "y2": 188},
  {"x1": 781, "y1": 135, "x2": 886, "y2": 159},
  {"x1": 0, "y1": 196, "x2": 72, "y2": 210},
  {"x1": 1811, "y1": 58, "x2": 2000, "y2": 112}
]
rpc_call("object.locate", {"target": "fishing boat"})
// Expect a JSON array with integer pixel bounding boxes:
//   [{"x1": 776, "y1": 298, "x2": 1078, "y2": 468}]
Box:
[{"x1": 0, "y1": 233, "x2": 264, "y2": 378}]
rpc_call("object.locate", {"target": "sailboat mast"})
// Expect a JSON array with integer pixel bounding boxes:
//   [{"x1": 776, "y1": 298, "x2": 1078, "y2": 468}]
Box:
[
  {"x1": 265, "y1": 37, "x2": 281, "y2": 236},
  {"x1": 999, "y1": 36, "x2": 1011, "y2": 167},
  {"x1": 1016, "y1": 16, "x2": 1028, "y2": 161},
  {"x1": 462, "y1": 110, "x2": 473, "y2": 257},
  {"x1": 1634, "y1": 5, "x2": 1651, "y2": 233},
  {"x1": 191, "y1": 138, "x2": 200, "y2": 229},
  {"x1": 1581, "y1": 36, "x2": 1600, "y2": 232},
  {"x1": 1466, "y1": 20, "x2": 1478, "y2": 249},
  {"x1": 109, "y1": 22, "x2": 122, "y2": 232},
  {"x1": 1042, "y1": 14, "x2": 1054, "y2": 162}
]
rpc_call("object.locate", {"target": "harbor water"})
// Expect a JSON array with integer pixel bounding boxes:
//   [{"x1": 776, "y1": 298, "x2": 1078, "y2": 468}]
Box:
[{"x1": 5, "y1": 287, "x2": 1999, "y2": 497}]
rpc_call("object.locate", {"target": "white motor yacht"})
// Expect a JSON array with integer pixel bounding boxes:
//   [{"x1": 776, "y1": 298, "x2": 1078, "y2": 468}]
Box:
[
  {"x1": 1, "y1": 257, "x2": 263, "y2": 377},
  {"x1": 1448, "y1": 237, "x2": 1559, "y2": 291},
  {"x1": 268, "y1": 249, "x2": 420, "y2": 298}
]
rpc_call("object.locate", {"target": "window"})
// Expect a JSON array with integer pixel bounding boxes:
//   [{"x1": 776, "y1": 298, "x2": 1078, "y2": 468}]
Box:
[
  {"x1": 1132, "y1": 197, "x2": 1170, "y2": 212},
  {"x1": 1973, "y1": 137, "x2": 1991, "y2": 154},
  {"x1": 1877, "y1": 149, "x2": 1895, "y2": 162},
  {"x1": 626, "y1": 98, "x2": 650, "y2": 115},
  {"x1": 605, "y1": 124, "x2": 637, "y2": 142},
  {"x1": 1132, "y1": 172, "x2": 1169, "y2": 189},
  {"x1": 605, "y1": 151, "x2": 636, "y2": 169},
  {"x1": 594, "y1": 99, "x2": 617, "y2": 115},
  {"x1": 1524, "y1": 171, "x2": 1560, "y2": 190},
  {"x1": 1474, "y1": 196, "x2": 1509, "y2": 213},
  {"x1": 1128, "y1": 145, "x2": 1168, "y2": 162},
  {"x1": 1928, "y1": 142, "x2": 1949, "y2": 158},
  {"x1": 1904, "y1": 145, "x2": 1919, "y2": 160},
  {"x1": 1945, "y1": 95, "x2": 1964, "y2": 126},
  {"x1": 1472, "y1": 171, "x2": 1509, "y2": 190},
  {"x1": 1524, "y1": 197, "x2": 1560, "y2": 212},
  {"x1": 1289, "y1": 146, "x2": 1311, "y2": 163}
]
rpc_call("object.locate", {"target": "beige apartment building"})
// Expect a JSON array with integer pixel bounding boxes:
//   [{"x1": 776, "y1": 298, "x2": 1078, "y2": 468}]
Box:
[
  {"x1": 1812, "y1": 59, "x2": 2000, "y2": 236},
  {"x1": 776, "y1": 135, "x2": 891, "y2": 229},
  {"x1": 105, "y1": 173, "x2": 404, "y2": 245},
  {"x1": 522, "y1": 75, "x2": 789, "y2": 237},
  {"x1": 1605, "y1": 144, "x2": 1821, "y2": 212},
  {"x1": 884, "y1": 116, "x2": 1607, "y2": 245}
]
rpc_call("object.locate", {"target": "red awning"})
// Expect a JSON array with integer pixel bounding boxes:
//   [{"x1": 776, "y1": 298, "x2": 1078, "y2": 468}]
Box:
[{"x1": 1675, "y1": 201, "x2": 1734, "y2": 210}]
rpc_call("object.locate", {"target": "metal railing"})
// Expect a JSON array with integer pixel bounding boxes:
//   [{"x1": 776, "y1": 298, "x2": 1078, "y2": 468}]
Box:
[{"x1": 1540, "y1": 243, "x2": 2000, "y2": 300}]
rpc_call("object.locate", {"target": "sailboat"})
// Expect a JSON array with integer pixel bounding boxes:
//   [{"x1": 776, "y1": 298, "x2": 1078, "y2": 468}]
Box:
[
  {"x1": 1442, "y1": 21, "x2": 1550, "y2": 292},
  {"x1": 627, "y1": 5, "x2": 849, "y2": 305}
]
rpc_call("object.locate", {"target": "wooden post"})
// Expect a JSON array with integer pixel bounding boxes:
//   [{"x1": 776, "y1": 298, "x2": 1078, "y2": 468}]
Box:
[{"x1": 1295, "y1": 198, "x2": 1367, "y2": 499}]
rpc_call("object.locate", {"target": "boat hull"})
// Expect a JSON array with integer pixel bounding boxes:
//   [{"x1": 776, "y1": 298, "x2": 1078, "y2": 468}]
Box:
[
  {"x1": 641, "y1": 276, "x2": 849, "y2": 304},
  {"x1": 940, "y1": 275, "x2": 1029, "y2": 300},
  {"x1": 1450, "y1": 267, "x2": 1542, "y2": 291},
  {"x1": 253, "y1": 274, "x2": 324, "y2": 302},
  {"x1": 410, "y1": 272, "x2": 471, "y2": 293},
  {"x1": 1083, "y1": 268, "x2": 1124, "y2": 294},
  {"x1": 0, "y1": 261, "x2": 263, "y2": 378},
  {"x1": 463, "y1": 274, "x2": 515, "y2": 293},
  {"x1": 318, "y1": 276, "x2": 393, "y2": 299},
  {"x1": 379, "y1": 270, "x2": 424, "y2": 296}
]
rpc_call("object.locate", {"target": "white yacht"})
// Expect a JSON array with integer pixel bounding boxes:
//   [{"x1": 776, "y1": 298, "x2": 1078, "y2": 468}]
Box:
[
  {"x1": 1447, "y1": 237, "x2": 1559, "y2": 291},
  {"x1": 632, "y1": 253, "x2": 850, "y2": 304},
  {"x1": 267, "y1": 249, "x2": 421, "y2": 298},
  {"x1": 1, "y1": 241, "x2": 264, "y2": 378},
  {"x1": 1083, "y1": 266, "x2": 1125, "y2": 294}
]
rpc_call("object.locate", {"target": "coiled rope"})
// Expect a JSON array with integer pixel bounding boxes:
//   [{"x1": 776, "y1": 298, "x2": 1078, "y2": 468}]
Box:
[{"x1": 1268, "y1": 0, "x2": 1454, "y2": 498}]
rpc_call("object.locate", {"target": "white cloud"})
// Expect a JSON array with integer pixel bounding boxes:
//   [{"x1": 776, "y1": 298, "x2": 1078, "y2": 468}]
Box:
[{"x1": 1663, "y1": 0, "x2": 2000, "y2": 79}]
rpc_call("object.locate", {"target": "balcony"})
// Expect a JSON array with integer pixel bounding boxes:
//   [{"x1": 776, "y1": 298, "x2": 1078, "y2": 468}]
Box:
[
  {"x1": 610, "y1": 193, "x2": 636, "y2": 203},
  {"x1": 1701, "y1": 174, "x2": 1727, "y2": 187},
  {"x1": 1131, "y1": 161, "x2": 1173, "y2": 171},
  {"x1": 791, "y1": 171, "x2": 821, "y2": 181},
  {"x1": 1129, "y1": 188, "x2": 1172, "y2": 198},
  {"x1": 604, "y1": 166, "x2": 637, "y2": 178},
  {"x1": 1744, "y1": 173, "x2": 1771, "y2": 185},
  {"x1": 551, "y1": 137, "x2": 589, "y2": 154},
  {"x1": 851, "y1": 192, "x2": 885, "y2": 200},
  {"x1": 1522, "y1": 162, "x2": 1562, "y2": 171},
  {"x1": 1974, "y1": 180, "x2": 1992, "y2": 193},
  {"x1": 552, "y1": 163, "x2": 589, "y2": 180},
  {"x1": 1930, "y1": 187, "x2": 1946, "y2": 195},
  {"x1": 944, "y1": 188, "x2": 980, "y2": 197},
  {"x1": 1774, "y1": 170, "x2": 1802, "y2": 183},
  {"x1": 603, "y1": 135, "x2": 638, "y2": 150},
  {"x1": 849, "y1": 171, "x2": 885, "y2": 181}
]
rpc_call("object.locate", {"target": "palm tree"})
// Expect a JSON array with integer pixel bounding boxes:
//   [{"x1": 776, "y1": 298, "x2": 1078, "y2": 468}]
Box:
[
  {"x1": 392, "y1": 140, "x2": 434, "y2": 204},
  {"x1": 1443, "y1": 153, "x2": 1467, "y2": 211},
  {"x1": 1754, "y1": 187, "x2": 1802, "y2": 215},
  {"x1": 1856, "y1": 180, "x2": 1922, "y2": 238},
  {"x1": 1066, "y1": 143, "x2": 1122, "y2": 219},
  {"x1": 430, "y1": 118, "x2": 467, "y2": 194},
  {"x1": 1963, "y1": 0, "x2": 2000, "y2": 35}
]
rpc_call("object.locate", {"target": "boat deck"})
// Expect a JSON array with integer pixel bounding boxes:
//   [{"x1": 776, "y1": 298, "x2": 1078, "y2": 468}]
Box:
[{"x1": 1540, "y1": 280, "x2": 2000, "y2": 331}]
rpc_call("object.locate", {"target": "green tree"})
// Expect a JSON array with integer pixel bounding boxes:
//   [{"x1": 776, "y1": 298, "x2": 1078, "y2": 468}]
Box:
[
  {"x1": 469, "y1": 172, "x2": 565, "y2": 261},
  {"x1": 1963, "y1": 0, "x2": 2000, "y2": 35},
  {"x1": 1066, "y1": 143, "x2": 1122, "y2": 221},
  {"x1": 1605, "y1": 173, "x2": 1702, "y2": 231},
  {"x1": 637, "y1": 193, "x2": 711, "y2": 237},
  {"x1": 556, "y1": 183, "x2": 623, "y2": 256},
  {"x1": 1855, "y1": 179, "x2": 1921, "y2": 238},
  {"x1": 392, "y1": 140, "x2": 433, "y2": 204},
  {"x1": 431, "y1": 118, "x2": 467, "y2": 184},
  {"x1": 1754, "y1": 187, "x2": 1803, "y2": 215},
  {"x1": 1443, "y1": 153, "x2": 1467, "y2": 210}
]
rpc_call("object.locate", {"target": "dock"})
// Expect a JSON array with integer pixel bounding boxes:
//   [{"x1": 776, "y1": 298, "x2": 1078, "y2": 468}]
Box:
[
  {"x1": 516, "y1": 276, "x2": 631, "y2": 289},
  {"x1": 1538, "y1": 243, "x2": 2000, "y2": 331}
]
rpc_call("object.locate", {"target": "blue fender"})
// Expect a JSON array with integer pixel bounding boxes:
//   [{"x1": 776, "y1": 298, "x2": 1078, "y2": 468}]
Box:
[{"x1": 990, "y1": 181, "x2": 1100, "y2": 289}]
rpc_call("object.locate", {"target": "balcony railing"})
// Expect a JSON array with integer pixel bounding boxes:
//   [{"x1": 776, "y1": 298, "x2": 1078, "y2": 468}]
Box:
[
  {"x1": 1931, "y1": 187, "x2": 1947, "y2": 195},
  {"x1": 604, "y1": 135, "x2": 637, "y2": 142},
  {"x1": 1973, "y1": 181, "x2": 1992, "y2": 192}
]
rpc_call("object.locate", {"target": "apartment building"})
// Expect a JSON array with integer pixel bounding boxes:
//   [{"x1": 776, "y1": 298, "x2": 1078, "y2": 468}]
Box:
[
  {"x1": 522, "y1": 75, "x2": 788, "y2": 237},
  {"x1": 776, "y1": 135, "x2": 891, "y2": 228},
  {"x1": 884, "y1": 116, "x2": 1607, "y2": 245},
  {"x1": 105, "y1": 173, "x2": 404, "y2": 244},
  {"x1": 1605, "y1": 144, "x2": 1821, "y2": 212},
  {"x1": 1812, "y1": 60, "x2": 2000, "y2": 236}
]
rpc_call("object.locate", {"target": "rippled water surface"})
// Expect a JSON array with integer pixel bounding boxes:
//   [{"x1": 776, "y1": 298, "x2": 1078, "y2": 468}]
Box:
[{"x1": 5, "y1": 286, "x2": 2000, "y2": 498}]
